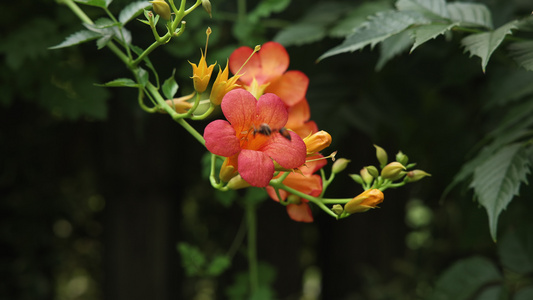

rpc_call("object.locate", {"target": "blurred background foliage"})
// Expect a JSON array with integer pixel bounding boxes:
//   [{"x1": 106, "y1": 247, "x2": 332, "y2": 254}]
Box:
[{"x1": 1, "y1": 0, "x2": 533, "y2": 299}]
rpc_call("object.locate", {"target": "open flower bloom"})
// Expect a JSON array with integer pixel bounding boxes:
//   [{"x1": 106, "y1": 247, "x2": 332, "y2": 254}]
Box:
[
  {"x1": 204, "y1": 89, "x2": 306, "y2": 187},
  {"x1": 266, "y1": 154, "x2": 327, "y2": 222},
  {"x1": 229, "y1": 42, "x2": 309, "y2": 106}
]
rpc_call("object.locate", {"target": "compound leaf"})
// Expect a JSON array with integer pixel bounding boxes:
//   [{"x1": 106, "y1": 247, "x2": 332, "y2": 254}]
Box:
[{"x1": 469, "y1": 143, "x2": 531, "y2": 241}]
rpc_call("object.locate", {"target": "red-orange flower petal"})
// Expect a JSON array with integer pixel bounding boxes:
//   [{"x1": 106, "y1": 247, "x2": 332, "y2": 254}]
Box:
[
  {"x1": 287, "y1": 202, "x2": 313, "y2": 223},
  {"x1": 229, "y1": 42, "x2": 289, "y2": 86},
  {"x1": 265, "y1": 70, "x2": 309, "y2": 106}
]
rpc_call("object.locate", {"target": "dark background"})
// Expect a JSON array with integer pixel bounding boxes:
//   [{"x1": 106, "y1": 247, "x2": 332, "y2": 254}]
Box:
[{"x1": 1, "y1": 0, "x2": 532, "y2": 299}]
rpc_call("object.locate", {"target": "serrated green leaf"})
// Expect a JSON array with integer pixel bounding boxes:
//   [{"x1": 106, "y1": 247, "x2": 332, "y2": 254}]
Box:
[
  {"x1": 470, "y1": 143, "x2": 531, "y2": 241},
  {"x1": 96, "y1": 78, "x2": 138, "y2": 87},
  {"x1": 274, "y1": 24, "x2": 326, "y2": 47},
  {"x1": 462, "y1": 20, "x2": 518, "y2": 72},
  {"x1": 329, "y1": 1, "x2": 393, "y2": 38},
  {"x1": 162, "y1": 70, "x2": 179, "y2": 99},
  {"x1": 119, "y1": 1, "x2": 151, "y2": 25},
  {"x1": 93, "y1": 17, "x2": 118, "y2": 29},
  {"x1": 516, "y1": 15, "x2": 533, "y2": 32},
  {"x1": 410, "y1": 22, "x2": 458, "y2": 52},
  {"x1": 429, "y1": 256, "x2": 502, "y2": 300},
  {"x1": 74, "y1": 0, "x2": 108, "y2": 8},
  {"x1": 509, "y1": 41, "x2": 533, "y2": 71},
  {"x1": 376, "y1": 29, "x2": 413, "y2": 70},
  {"x1": 447, "y1": 2, "x2": 493, "y2": 29},
  {"x1": 49, "y1": 30, "x2": 101, "y2": 49},
  {"x1": 396, "y1": 0, "x2": 449, "y2": 19},
  {"x1": 318, "y1": 10, "x2": 429, "y2": 61},
  {"x1": 96, "y1": 34, "x2": 113, "y2": 49}
]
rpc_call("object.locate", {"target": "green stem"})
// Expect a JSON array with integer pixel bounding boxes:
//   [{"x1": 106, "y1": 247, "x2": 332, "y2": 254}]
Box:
[
  {"x1": 245, "y1": 200, "x2": 259, "y2": 295},
  {"x1": 58, "y1": 0, "x2": 93, "y2": 24},
  {"x1": 59, "y1": 0, "x2": 130, "y2": 65},
  {"x1": 146, "y1": 83, "x2": 206, "y2": 146}
]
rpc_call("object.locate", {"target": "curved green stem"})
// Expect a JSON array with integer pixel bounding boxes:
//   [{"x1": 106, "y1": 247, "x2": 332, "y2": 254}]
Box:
[{"x1": 146, "y1": 83, "x2": 206, "y2": 146}]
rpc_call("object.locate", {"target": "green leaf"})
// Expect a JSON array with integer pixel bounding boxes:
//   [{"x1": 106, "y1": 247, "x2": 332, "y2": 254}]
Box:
[
  {"x1": 96, "y1": 78, "x2": 138, "y2": 88},
  {"x1": 96, "y1": 34, "x2": 113, "y2": 49},
  {"x1": 48, "y1": 30, "x2": 101, "y2": 49},
  {"x1": 329, "y1": 1, "x2": 393, "y2": 38},
  {"x1": 429, "y1": 256, "x2": 502, "y2": 300},
  {"x1": 410, "y1": 22, "x2": 458, "y2": 52},
  {"x1": 498, "y1": 225, "x2": 533, "y2": 274},
  {"x1": 248, "y1": 0, "x2": 291, "y2": 23},
  {"x1": 274, "y1": 24, "x2": 326, "y2": 47},
  {"x1": 318, "y1": 10, "x2": 429, "y2": 61},
  {"x1": 447, "y1": 2, "x2": 493, "y2": 29},
  {"x1": 461, "y1": 20, "x2": 518, "y2": 72},
  {"x1": 177, "y1": 242, "x2": 206, "y2": 277},
  {"x1": 376, "y1": 29, "x2": 414, "y2": 70},
  {"x1": 74, "y1": 0, "x2": 110, "y2": 8},
  {"x1": 162, "y1": 70, "x2": 179, "y2": 99},
  {"x1": 119, "y1": 1, "x2": 151, "y2": 25},
  {"x1": 485, "y1": 69, "x2": 533, "y2": 108},
  {"x1": 469, "y1": 143, "x2": 531, "y2": 241},
  {"x1": 137, "y1": 67, "x2": 149, "y2": 87},
  {"x1": 396, "y1": 0, "x2": 449, "y2": 19},
  {"x1": 205, "y1": 255, "x2": 231, "y2": 277},
  {"x1": 509, "y1": 41, "x2": 533, "y2": 71}
]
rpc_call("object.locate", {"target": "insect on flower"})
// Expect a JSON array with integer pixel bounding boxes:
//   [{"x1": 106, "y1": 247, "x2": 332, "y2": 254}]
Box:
[{"x1": 253, "y1": 123, "x2": 292, "y2": 141}]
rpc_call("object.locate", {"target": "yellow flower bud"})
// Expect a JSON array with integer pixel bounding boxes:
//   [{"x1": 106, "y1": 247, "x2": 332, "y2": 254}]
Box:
[
  {"x1": 150, "y1": 0, "x2": 171, "y2": 21},
  {"x1": 202, "y1": 0, "x2": 212, "y2": 18},
  {"x1": 332, "y1": 158, "x2": 350, "y2": 174},
  {"x1": 381, "y1": 162, "x2": 406, "y2": 180},
  {"x1": 303, "y1": 130, "x2": 332, "y2": 155},
  {"x1": 344, "y1": 189, "x2": 384, "y2": 214},
  {"x1": 360, "y1": 167, "x2": 373, "y2": 184},
  {"x1": 227, "y1": 175, "x2": 251, "y2": 190},
  {"x1": 406, "y1": 170, "x2": 431, "y2": 182},
  {"x1": 158, "y1": 92, "x2": 195, "y2": 114},
  {"x1": 374, "y1": 144, "x2": 388, "y2": 168},
  {"x1": 219, "y1": 158, "x2": 237, "y2": 182}
]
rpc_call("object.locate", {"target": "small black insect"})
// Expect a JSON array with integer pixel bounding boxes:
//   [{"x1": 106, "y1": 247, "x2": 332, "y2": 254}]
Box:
[
  {"x1": 278, "y1": 127, "x2": 292, "y2": 141},
  {"x1": 253, "y1": 123, "x2": 272, "y2": 136},
  {"x1": 252, "y1": 124, "x2": 292, "y2": 141}
]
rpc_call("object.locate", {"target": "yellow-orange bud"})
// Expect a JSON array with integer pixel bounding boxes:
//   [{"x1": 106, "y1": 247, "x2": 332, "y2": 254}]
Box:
[
  {"x1": 150, "y1": 0, "x2": 171, "y2": 21},
  {"x1": 303, "y1": 130, "x2": 332, "y2": 155},
  {"x1": 209, "y1": 63, "x2": 241, "y2": 105},
  {"x1": 159, "y1": 92, "x2": 195, "y2": 114},
  {"x1": 344, "y1": 189, "x2": 384, "y2": 214}
]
